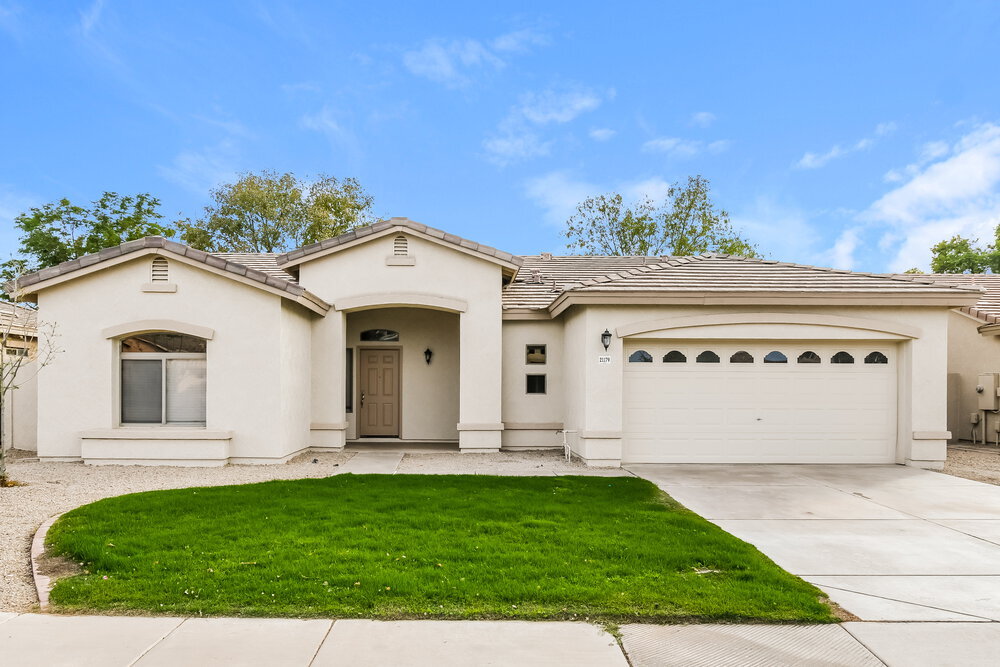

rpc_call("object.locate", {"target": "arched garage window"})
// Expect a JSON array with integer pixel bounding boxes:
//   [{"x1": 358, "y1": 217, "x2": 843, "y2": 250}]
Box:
[
  {"x1": 865, "y1": 351, "x2": 889, "y2": 364},
  {"x1": 730, "y1": 351, "x2": 754, "y2": 363},
  {"x1": 121, "y1": 333, "x2": 207, "y2": 426},
  {"x1": 628, "y1": 350, "x2": 653, "y2": 363},
  {"x1": 663, "y1": 350, "x2": 687, "y2": 363},
  {"x1": 831, "y1": 351, "x2": 855, "y2": 364},
  {"x1": 763, "y1": 351, "x2": 788, "y2": 363},
  {"x1": 696, "y1": 350, "x2": 720, "y2": 363},
  {"x1": 797, "y1": 351, "x2": 821, "y2": 364}
]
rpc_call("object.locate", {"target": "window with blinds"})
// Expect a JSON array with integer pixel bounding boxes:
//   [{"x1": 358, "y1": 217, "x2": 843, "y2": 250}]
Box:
[{"x1": 120, "y1": 333, "x2": 206, "y2": 426}]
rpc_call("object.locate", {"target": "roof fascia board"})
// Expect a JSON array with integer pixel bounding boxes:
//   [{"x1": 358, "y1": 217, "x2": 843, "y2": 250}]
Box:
[
  {"x1": 548, "y1": 290, "x2": 983, "y2": 317},
  {"x1": 501, "y1": 309, "x2": 553, "y2": 321},
  {"x1": 22, "y1": 247, "x2": 330, "y2": 316},
  {"x1": 279, "y1": 225, "x2": 521, "y2": 274}
]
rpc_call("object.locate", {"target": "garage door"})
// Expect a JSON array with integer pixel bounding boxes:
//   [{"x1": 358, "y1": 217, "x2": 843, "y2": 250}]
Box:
[{"x1": 622, "y1": 342, "x2": 897, "y2": 464}]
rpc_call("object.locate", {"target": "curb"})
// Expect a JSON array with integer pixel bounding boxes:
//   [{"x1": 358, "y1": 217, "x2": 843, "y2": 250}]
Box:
[{"x1": 30, "y1": 513, "x2": 62, "y2": 610}]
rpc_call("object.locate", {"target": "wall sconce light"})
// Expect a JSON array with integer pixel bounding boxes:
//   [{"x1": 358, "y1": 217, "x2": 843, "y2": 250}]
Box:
[
  {"x1": 424, "y1": 348, "x2": 433, "y2": 364},
  {"x1": 601, "y1": 329, "x2": 612, "y2": 351}
]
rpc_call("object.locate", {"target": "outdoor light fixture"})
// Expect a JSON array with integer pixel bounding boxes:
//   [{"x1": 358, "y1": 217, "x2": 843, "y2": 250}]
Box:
[
  {"x1": 424, "y1": 348, "x2": 433, "y2": 364},
  {"x1": 601, "y1": 329, "x2": 612, "y2": 351}
]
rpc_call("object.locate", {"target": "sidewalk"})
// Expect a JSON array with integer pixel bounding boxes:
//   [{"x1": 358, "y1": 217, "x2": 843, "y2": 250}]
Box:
[{"x1": 4, "y1": 613, "x2": 1000, "y2": 666}]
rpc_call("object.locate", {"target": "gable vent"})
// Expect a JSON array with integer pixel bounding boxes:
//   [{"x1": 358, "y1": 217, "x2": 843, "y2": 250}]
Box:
[
  {"x1": 393, "y1": 235, "x2": 408, "y2": 256},
  {"x1": 151, "y1": 257, "x2": 169, "y2": 282}
]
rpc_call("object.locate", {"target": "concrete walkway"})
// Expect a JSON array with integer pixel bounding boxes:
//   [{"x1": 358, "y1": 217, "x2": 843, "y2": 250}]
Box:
[
  {"x1": 6, "y1": 613, "x2": 1000, "y2": 665},
  {"x1": 628, "y1": 464, "x2": 1000, "y2": 623}
]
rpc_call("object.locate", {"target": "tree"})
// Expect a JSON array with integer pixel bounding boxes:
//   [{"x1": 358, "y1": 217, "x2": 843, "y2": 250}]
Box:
[
  {"x1": 0, "y1": 283, "x2": 59, "y2": 486},
  {"x1": 564, "y1": 175, "x2": 759, "y2": 257},
  {"x1": 178, "y1": 171, "x2": 376, "y2": 253},
  {"x1": 927, "y1": 228, "x2": 1000, "y2": 273},
  {"x1": 2, "y1": 193, "x2": 175, "y2": 300}
]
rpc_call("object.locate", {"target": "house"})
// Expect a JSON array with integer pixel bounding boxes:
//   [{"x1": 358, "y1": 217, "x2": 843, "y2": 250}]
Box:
[
  {"x1": 14, "y1": 218, "x2": 981, "y2": 469},
  {"x1": 0, "y1": 302, "x2": 39, "y2": 452},
  {"x1": 902, "y1": 274, "x2": 1000, "y2": 444}
]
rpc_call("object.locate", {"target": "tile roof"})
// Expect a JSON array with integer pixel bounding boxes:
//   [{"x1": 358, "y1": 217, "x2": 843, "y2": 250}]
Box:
[
  {"x1": 898, "y1": 273, "x2": 1000, "y2": 324},
  {"x1": 0, "y1": 301, "x2": 37, "y2": 336},
  {"x1": 275, "y1": 217, "x2": 523, "y2": 268},
  {"x1": 210, "y1": 253, "x2": 297, "y2": 283},
  {"x1": 15, "y1": 237, "x2": 328, "y2": 312},
  {"x1": 503, "y1": 254, "x2": 983, "y2": 310}
]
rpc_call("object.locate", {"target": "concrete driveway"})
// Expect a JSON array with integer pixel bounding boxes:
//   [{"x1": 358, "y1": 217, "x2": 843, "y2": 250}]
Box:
[{"x1": 627, "y1": 463, "x2": 1000, "y2": 622}]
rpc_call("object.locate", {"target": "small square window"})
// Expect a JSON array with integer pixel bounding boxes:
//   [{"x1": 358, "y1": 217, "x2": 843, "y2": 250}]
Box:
[
  {"x1": 526, "y1": 344, "x2": 546, "y2": 364},
  {"x1": 526, "y1": 374, "x2": 546, "y2": 394}
]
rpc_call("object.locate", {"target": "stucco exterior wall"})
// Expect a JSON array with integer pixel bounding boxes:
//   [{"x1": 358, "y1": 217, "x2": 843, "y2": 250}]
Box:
[
  {"x1": 2, "y1": 359, "x2": 38, "y2": 451},
  {"x1": 35, "y1": 254, "x2": 315, "y2": 463},
  {"x1": 500, "y1": 320, "x2": 564, "y2": 448},
  {"x1": 273, "y1": 300, "x2": 313, "y2": 463},
  {"x1": 298, "y1": 232, "x2": 504, "y2": 450},
  {"x1": 947, "y1": 310, "x2": 1000, "y2": 442}
]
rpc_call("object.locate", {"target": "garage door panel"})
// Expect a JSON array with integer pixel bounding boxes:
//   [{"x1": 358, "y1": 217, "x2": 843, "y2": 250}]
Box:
[{"x1": 623, "y1": 341, "x2": 897, "y2": 464}]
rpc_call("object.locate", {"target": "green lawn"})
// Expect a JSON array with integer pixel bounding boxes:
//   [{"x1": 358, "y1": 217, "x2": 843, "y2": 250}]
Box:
[{"x1": 46, "y1": 474, "x2": 835, "y2": 623}]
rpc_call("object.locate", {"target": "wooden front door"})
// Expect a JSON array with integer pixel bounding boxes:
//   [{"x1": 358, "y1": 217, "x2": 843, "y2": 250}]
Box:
[{"x1": 358, "y1": 348, "x2": 400, "y2": 437}]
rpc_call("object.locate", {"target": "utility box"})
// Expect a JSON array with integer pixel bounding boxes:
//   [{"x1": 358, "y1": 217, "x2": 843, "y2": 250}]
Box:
[{"x1": 977, "y1": 373, "x2": 1000, "y2": 410}]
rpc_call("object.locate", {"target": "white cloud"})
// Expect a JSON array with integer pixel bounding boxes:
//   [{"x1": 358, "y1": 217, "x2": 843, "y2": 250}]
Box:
[
  {"x1": 796, "y1": 121, "x2": 896, "y2": 169},
  {"x1": 829, "y1": 227, "x2": 861, "y2": 270},
  {"x1": 641, "y1": 136, "x2": 729, "y2": 158},
  {"x1": 690, "y1": 111, "x2": 716, "y2": 128},
  {"x1": 158, "y1": 140, "x2": 239, "y2": 194},
  {"x1": 624, "y1": 177, "x2": 673, "y2": 202},
  {"x1": 589, "y1": 128, "x2": 616, "y2": 142},
  {"x1": 484, "y1": 86, "x2": 609, "y2": 165},
  {"x1": 491, "y1": 28, "x2": 549, "y2": 53},
  {"x1": 884, "y1": 140, "x2": 950, "y2": 182},
  {"x1": 78, "y1": 0, "x2": 105, "y2": 36},
  {"x1": 524, "y1": 171, "x2": 599, "y2": 226},
  {"x1": 518, "y1": 89, "x2": 602, "y2": 125},
  {"x1": 403, "y1": 29, "x2": 548, "y2": 87},
  {"x1": 861, "y1": 122, "x2": 1000, "y2": 271}
]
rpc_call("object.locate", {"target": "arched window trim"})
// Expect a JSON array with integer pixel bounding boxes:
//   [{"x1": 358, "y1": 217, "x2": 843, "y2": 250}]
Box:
[
  {"x1": 730, "y1": 351, "x2": 754, "y2": 364},
  {"x1": 628, "y1": 349, "x2": 653, "y2": 363},
  {"x1": 763, "y1": 350, "x2": 788, "y2": 364},
  {"x1": 696, "y1": 350, "x2": 720, "y2": 363},
  {"x1": 663, "y1": 350, "x2": 687, "y2": 363}
]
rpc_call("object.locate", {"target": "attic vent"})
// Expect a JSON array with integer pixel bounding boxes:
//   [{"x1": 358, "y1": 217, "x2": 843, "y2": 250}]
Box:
[
  {"x1": 393, "y1": 235, "x2": 408, "y2": 256},
  {"x1": 151, "y1": 257, "x2": 169, "y2": 282},
  {"x1": 529, "y1": 269, "x2": 543, "y2": 283}
]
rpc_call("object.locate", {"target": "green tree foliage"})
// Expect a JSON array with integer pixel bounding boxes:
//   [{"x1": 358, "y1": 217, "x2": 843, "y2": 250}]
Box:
[
  {"x1": 928, "y1": 228, "x2": 1000, "y2": 273},
  {"x1": 178, "y1": 171, "x2": 376, "y2": 253},
  {"x1": 2, "y1": 193, "x2": 173, "y2": 300},
  {"x1": 564, "y1": 175, "x2": 759, "y2": 257}
]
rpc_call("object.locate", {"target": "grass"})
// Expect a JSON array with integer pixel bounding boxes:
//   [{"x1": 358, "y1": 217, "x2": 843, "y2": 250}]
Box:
[{"x1": 46, "y1": 474, "x2": 835, "y2": 623}]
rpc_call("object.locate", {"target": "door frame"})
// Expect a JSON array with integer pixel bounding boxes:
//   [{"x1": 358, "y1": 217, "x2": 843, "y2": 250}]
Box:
[{"x1": 357, "y1": 346, "x2": 402, "y2": 438}]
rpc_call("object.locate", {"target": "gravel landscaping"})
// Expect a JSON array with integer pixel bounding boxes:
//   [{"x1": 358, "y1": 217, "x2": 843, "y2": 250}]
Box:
[
  {"x1": 944, "y1": 445, "x2": 1000, "y2": 486},
  {"x1": 0, "y1": 450, "x2": 354, "y2": 612}
]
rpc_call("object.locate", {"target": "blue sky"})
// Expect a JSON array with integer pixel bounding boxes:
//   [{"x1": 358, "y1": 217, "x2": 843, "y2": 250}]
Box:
[{"x1": 2, "y1": 1, "x2": 1000, "y2": 272}]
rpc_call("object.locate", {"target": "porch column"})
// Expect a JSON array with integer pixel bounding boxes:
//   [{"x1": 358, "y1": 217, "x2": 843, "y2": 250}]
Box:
[
  {"x1": 904, "y1": 311, "x2": 951, "y2": 469},
  {"x1": 309, "y1": 309, "x2": 348, "y2": 449},
  {"x1": 457, "y1": 305, "x2": 503, "y2": 452}
]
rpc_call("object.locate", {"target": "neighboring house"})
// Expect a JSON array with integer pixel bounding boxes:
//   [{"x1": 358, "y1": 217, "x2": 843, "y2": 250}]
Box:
[
  {"x1": 901, "y1": 274, "x2": 1000, "y2": 444},
  {"x1": 0, "y1": 302, "x2": 38, "y2": 452},
  {"x1": 14, "y1": 218, "x2": 981, "y2": 469}
]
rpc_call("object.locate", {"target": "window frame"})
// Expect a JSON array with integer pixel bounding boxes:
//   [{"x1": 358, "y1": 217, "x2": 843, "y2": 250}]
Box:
[
  {"x1": 525, "y1": 373, "x2": 547, "y2": 395},
  {"x1": 525, "y1": 344, "x2": 547, "y2": 365},
  {"x1": 119, "y1": 334, "x2": 207, "y2": 427}
]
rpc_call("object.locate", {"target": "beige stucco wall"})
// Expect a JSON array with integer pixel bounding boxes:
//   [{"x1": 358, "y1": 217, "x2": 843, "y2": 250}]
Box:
[
  {"x1": 559, "y1": 304, "x2": 954, "y2": 468},
  {"x1": 946, "y1": 310, "x2": 1000, "y2": 442},
  {"x1": 35, "y1": 254, "x2": 316, "y2": 463},
  {"x1": 500, "y1": 320, "x2": 564, "y2": 448},
  {"x1": 344, "y1": 307, "x2": 460, "y2": 441},
  {"x1": 298, "y1": 232, "x2": 505, "y2": 450},
  {"x1": 2, "y1": 359, "x2": 38, "y2": 451}
]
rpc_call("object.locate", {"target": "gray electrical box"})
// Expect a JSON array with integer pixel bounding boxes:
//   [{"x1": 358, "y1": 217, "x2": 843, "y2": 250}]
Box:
[{"x1": 977, "y1": 373, "x2": 1000, "y2": 410}]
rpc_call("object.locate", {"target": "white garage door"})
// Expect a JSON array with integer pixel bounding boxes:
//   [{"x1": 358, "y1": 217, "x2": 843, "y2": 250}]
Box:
[{"x1": 623, "y1": 342, "x2": 897, "y2": 464}]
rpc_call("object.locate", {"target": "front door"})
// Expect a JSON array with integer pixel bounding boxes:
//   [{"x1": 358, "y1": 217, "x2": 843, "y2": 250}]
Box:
[{"x1": 358, "y1": 348, "x2": 400, "y2": 437}]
